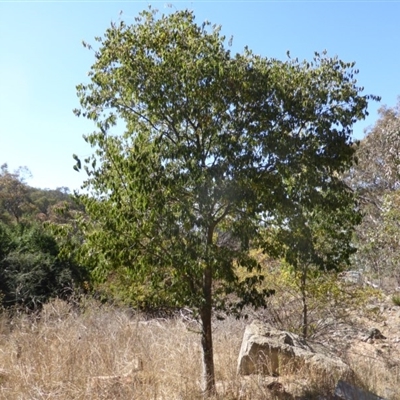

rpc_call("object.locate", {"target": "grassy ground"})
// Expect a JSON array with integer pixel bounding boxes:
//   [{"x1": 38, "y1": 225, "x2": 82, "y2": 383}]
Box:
[
  {"x1": 0, "y1": 299, "x2": 241, "y2": 399},
  {"x1": 0, "y1": 295, "x2": 399, "y2": 399}
]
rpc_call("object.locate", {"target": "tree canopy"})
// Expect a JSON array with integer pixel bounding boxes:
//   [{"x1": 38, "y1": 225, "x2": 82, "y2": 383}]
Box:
[
  {"x1": 349, "y1": 99, "x2": 400, "y2": 288},
  {"x1": 73, "y1": 8, "x2": 377, "y2": 394}
]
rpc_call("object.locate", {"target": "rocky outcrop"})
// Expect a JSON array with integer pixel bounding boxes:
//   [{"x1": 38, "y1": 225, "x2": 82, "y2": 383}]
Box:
[{"x1": 237, "y1": 320, "x2": 350, "y2": 379}]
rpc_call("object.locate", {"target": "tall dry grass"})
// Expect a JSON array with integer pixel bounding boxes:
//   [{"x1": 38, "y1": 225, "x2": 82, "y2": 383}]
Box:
[
  {"x1": 0, "y1": 298, "x2": 398, "y2": 400},
  {"x1": 0, "y1": 299, "x2": 243, "y2": 400}
]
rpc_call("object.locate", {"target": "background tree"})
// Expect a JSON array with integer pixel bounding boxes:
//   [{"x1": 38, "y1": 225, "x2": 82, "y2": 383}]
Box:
[
  {"x1": 349, "y1": 99, "x2": 400, "y2": 288},
  {"x1": 349, "y1": 100, "x2": 400, "y2": 196},
  {"x1": 264, "y1": 187, "x2": 361, "y2": 338},
  {"x1": 73, "y1": 8, "x2": 376, "y2": 394},
  {"x1": 0, "y1": 164, "x2": 37, "y2": 223}
]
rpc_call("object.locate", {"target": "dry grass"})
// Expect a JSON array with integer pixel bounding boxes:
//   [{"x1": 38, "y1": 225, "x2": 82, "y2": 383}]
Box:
[
  {"x1": 342, "y1": 341, "x2": 400, "y2": 400},
  {"x1": 0, "y1": 298, "x2": 399, "y2": 400},
  {"x1": 0, "y1": 299, "x2": 241, "y2": 400}
]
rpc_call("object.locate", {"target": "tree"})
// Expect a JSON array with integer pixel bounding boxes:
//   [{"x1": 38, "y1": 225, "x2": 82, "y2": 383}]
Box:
[
  {"x1": 348, "y1": 99, "x2": 400, "y2": 196},
  {"x1": 348, "y1": 99, "x2": 400, "y2": 288},
  {"x1": 264, "y1": 187, "x2": 361, "y2": 338},
  {"x1": 73, "y1": 8, "x2": 376, "y2": 394},
  {"x1": 0, "y1": 164, "x2": 36, "y2": 223}
]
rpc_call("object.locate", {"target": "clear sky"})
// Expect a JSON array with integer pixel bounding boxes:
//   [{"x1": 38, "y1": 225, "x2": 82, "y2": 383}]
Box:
[{"x1": 0, "y1": 0, "x2": 399, "y2": 191}]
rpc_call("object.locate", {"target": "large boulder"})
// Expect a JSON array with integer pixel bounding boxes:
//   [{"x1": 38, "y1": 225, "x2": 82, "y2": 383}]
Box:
[{"x1": 237, "y1": 320, "x2": 350, "y2": 379}]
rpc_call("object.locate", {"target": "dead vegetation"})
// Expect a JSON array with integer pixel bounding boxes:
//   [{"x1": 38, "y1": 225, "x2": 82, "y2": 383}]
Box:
[{"x1": 0, "y1": 293, "x2": 399, "y2": 400}]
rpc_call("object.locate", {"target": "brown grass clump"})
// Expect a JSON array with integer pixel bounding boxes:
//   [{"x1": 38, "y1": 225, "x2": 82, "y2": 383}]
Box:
[
  {"x1": 0, "y1": 299, "x2": 244, "y2": 399},
  {"x1": 0, "y1": 298, "x2": 399, "y2": 399},
  {"x1": 0, "y1": 299, "x2": 205, "y2": 399}
]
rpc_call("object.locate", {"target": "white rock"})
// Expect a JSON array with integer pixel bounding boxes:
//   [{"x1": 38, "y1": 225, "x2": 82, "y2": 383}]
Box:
[{"x1": 237, "y1": 321, "x2": 350, "y2": 379}]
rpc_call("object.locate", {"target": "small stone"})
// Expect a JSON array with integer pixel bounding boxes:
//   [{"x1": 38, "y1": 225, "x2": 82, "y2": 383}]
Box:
[
  {"x1": 366, "y1": 328, "x2": 386, "y2": 340},
  {"x1": 366, "y1": 305, "x2": 380, "y2": 313},
  {"x1": 266, "y1": 381, "x2": 284, "y2": 392}
]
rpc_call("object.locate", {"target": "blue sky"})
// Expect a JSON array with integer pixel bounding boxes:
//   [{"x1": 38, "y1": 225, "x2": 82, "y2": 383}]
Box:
[{"x1": 0, "y1": 0, "x2": 399, "y2": 190}]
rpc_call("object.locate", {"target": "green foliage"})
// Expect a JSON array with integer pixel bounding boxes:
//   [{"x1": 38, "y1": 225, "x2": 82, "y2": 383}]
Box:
[
  {"x1": 260, "y1": 170, "x2": 361, "y2": 337},
  {"x1": 250, "y1": 251, "x2": 380, "y2": 337},
  {"x1": 0, "y1": 222, "x2": 89, "y2": 310},
  {"x1": 264, "y1": 200, "x2": 360, "y2": 274},
  {"x1": 0, "y1": 163, "x2": 89, "y2": 310},
  {"x1": 73, "y1": 8, "x2": 375, "y2": 307},
  {"x1": 72, "y1": 7, "x2": 376, "y2": 392}
]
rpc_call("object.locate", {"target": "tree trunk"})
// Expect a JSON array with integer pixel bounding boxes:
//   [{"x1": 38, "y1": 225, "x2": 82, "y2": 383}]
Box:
[
  {"x1": 200, "y1": 272, "x2": 215, "y2": 396},
  {"x1": 301, "y1": 268, "x2": 308, "y2": 339},
  {"x1": 200, "y1": 227, "x2": 216, "y2": 396}
]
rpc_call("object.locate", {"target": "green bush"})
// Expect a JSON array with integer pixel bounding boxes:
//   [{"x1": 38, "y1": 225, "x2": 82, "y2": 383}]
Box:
[{"x1": 0, "y1": 222, "x2": 88, "y2": 310}]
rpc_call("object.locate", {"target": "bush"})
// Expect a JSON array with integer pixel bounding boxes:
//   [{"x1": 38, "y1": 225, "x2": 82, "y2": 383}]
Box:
[{"x1": 0, "y1": 222, "x2": 88, "y2": 310}]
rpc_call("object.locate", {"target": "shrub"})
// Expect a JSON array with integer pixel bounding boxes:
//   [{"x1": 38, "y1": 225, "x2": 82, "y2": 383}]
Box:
[{"x1": 0, "y1": 222, "x2": 88, "y2": 310}]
